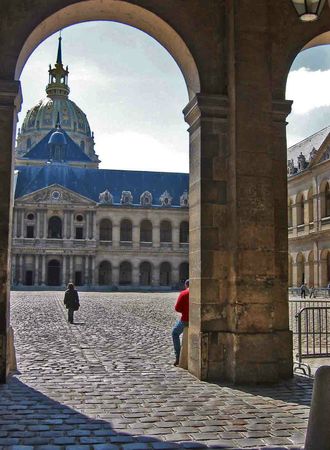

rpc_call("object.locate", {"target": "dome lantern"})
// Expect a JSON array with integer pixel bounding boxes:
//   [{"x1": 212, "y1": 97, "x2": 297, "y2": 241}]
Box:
[{"x1": 46, "y1": 35, "x2": 70, "y2": 98}]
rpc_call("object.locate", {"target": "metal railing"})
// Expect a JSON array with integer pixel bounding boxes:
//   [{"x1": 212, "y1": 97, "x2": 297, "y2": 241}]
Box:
[
  {"x1": 293, "y1": 306, "x2": 330, "y2": 376},
  {"x1": 289, "y1": 287, "x2": 330, "y2": 298}
]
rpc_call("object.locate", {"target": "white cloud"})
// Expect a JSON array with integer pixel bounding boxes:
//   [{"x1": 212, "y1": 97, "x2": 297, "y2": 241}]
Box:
[
  {"x1": 286, "y1": 68, "x2": 330, "y2": 114},
  {"x1": 96, "y1": 131, "x2": 188, "y2": 173}
]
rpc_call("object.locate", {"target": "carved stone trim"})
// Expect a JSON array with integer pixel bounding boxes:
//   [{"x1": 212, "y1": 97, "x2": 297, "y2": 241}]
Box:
[
  {"x1": 183, "y1": 94, "x2": 228, "y2": 129},
  {"x1": 0, "y1": 79, "x2": 22, "y2": 110},
  {"x1": 272, "y1": 98, "x2": 293, "y2": 123}
]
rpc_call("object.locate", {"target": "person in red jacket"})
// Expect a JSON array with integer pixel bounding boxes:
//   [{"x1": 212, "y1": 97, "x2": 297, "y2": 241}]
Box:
[{"x1": 172, "y1": 279, "x2": 189, "y2": 366}]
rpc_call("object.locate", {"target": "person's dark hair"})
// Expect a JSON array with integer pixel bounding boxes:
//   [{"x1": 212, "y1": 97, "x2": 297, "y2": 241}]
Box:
[
  {"x1": 67, "y1": 282, "x2": 75, "y2": 290},
  {"x1": 185, "y1": 279, "x2": 189, "y2": 288}
]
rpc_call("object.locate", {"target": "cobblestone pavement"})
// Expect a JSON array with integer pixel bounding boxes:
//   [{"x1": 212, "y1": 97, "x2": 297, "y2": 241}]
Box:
[{"x1": 1, "y1": 292, "x2": 314, "y2": 450}]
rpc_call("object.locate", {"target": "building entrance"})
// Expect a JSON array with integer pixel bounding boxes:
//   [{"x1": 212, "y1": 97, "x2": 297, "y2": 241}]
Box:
[{"x1": 47, "y1": 260, "x2": 61, "y2": 286}]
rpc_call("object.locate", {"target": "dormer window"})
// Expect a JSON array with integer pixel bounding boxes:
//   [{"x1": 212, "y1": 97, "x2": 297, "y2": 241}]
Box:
[
  {"x1": 121, "y1": 191, "x2": 133, "y2": 205},
  {"x1": 160, "y1": 190, "x2": 172, "y2": 207},
  {"x1": 140, "y1": 191, "x2": 152, "y2": 206},
  {"x1": 180, "y1": 191, "x2": 189, "y2": 207}
]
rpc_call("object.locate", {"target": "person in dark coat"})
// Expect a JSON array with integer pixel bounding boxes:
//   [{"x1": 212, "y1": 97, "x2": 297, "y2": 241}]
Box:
[{"x1": 64, "y1": 282, "x2": 80, "y2": 324}]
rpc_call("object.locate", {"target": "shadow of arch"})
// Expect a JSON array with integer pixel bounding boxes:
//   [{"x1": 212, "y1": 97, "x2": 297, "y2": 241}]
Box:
[{"x1": 15, "y1": 0, "x2": 200, "y2": 100}]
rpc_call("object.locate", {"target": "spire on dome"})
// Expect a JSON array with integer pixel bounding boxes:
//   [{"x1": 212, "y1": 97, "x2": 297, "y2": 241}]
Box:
[
  {"x1": 46, "y1": 33, "x2": 70, "y2": 99},
  {"x1": 56, "y1": 35, "x2": 62, "y2": 65}
]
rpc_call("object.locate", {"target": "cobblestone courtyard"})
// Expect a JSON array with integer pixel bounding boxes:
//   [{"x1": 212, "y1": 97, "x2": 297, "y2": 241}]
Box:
[{"x1": 0, "y1": 292, "x2": 314, "y2": 450}]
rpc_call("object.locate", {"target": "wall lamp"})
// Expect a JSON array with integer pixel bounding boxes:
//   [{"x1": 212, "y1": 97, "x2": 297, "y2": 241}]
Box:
[{"x1": 291, "y1": 0, "x2": 326, "y2": 21}]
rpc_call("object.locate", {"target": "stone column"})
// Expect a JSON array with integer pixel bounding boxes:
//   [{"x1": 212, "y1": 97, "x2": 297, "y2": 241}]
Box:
[
  {"x1": 91, "y1": 257, "x2": 96, "y2": 286},
  {"x1": 19, "y1": 255, "x2": 24, "y2": 285},
  {"x1": 20, "y1": 210, "x2": 24, "y2": 238},
  {"x1": 41, "y1": 255, "x2": 46, "y2": 285},
  {"x1": 172, "y1": 225, "x2": 180, "y2": 251},
  {"x1": 70, "y1": 212, "x2": 74, "y2": 239},
  {"x1": 132, "y1": 224, "x2": 139, "y2": 249},
  {"x1": 35, "y1": 210, "x2": 40, "y2": 238},
  {"x1": 69, "y1": 256, "x2": 74, "y2": 283},
  {"x1": 0, "y1": 78, "x2": 22, "y2": 380},
  {"x1": 84, "y1": 256, "x2": 89, "y2": 285},
  {"x1": 152, "y1": 264, "x2": 160, "y2": 287},
  {"x1": 13, "y1": 209, "x2": 18, "y2": 238},
  {"x1": 172, "y1": 265, "x2": 180, "y2": 286},
  {"x1": 90, "y1": 211, "x2": 96, "y2": 240},
  {"x1": 112, "y1": 223, "x2": 120, "y2": 248},
  {"x1": 153, "y1": 224, "x2": 160, "y2": 248},
  {"x1": 132, "y1": 265, "x2": 139, "y2": 287},
  {"x1": 43, "y1": 211, "x2": 47, "y2": 239},
  {"x1": 63, "y1": 211, "x2": 67, "y2": 240},
  {"x1": 34, "y1": 254, "x2": 39, "y2": 286},
  {"x1": 62, "y1": 255, "x2": 66, "y2": 287},
  {"x1": 112, "y1": 265, "x2": 119, "y2": 286}
]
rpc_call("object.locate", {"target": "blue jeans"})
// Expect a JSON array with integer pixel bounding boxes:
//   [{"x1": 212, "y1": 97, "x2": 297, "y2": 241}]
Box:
[{"x1": 172, "y1": 320, "x2": 188, "y2": 361}]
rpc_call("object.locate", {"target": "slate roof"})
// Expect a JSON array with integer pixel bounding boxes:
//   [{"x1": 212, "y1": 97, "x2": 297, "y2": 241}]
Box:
[
  {"x1": 21, "y1": 128, "x2": 92, "y2": 163},
  {"x1": 15, "y1": 164, "x2": 189, "y2": 207},
  {"x1": 288, "y1": 126, "x2": 330, "y2": 164}
]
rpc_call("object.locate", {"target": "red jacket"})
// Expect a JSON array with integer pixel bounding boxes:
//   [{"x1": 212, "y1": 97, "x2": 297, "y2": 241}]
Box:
[{"x1": 175, "y1": 288, "x2": 189, "y2": 322}]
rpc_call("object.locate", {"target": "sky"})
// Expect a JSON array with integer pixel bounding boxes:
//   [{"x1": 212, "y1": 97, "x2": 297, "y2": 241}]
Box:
[
  {"x1": 18, "y1": 21, "x2": 330, "y2": 167},
  {"x1": 18, "y1": 22, "x2": 189, "y2": 172}
]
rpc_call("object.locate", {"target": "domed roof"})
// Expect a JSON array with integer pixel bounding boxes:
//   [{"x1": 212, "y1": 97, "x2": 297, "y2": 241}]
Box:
[
  {"x1": 48, "y1": 129, "x2": 67, "y2": 146},
  {"x1": 21, "y1": 96, "x2": 91, "y2": 138}
]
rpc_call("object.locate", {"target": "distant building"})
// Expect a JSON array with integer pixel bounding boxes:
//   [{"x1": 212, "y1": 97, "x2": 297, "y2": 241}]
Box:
[
  {"x1": 12, "y1": 37, "x2": 189, "y2": 289},
  {"x1": 288, "y1": 126, "x2": 330, "y2": 287}
]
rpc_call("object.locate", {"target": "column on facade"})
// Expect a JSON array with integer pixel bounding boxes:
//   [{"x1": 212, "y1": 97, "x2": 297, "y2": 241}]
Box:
[
  {"x1": 20, "y1": 210, "x2": 25, "y2": 238},
  {"x1": 90, "y1": 211, "x2": 96, "y2": 240},
  {"x1": 62, "y1": 254, "x2": 66, "y2": 287},
  {"x1": 132, "y1": 223, "x2": 139, "y2": 249},
  {"x1": 63, "y1": 210, "x2": 67, "y2": 240},
  {"x1": 292, "y1": 260, "x2": 298, "y2": 287},
  {"x1": 313, "y1": 242, "x2": 320, "y2": 288},
  {"x1": 152, "y1": 263, "x2": 160, "y2": 287},
  {"x1": 69, "y1": 255, "x2": 74, "y2": 283},
  {"x1": 10, "y1": 255, "x2": 16, "y2": 285},
  {"x1": 13, "y1": 209, "x2": 18, "y2": 238},
  {"x1": 172, "y1": 264, "x2": 180, "y2": 286},
  {"x1": 70, "y1": 211, "x2": 75, "y2": 239},
  {"x1": 172, "y1": 224, "x2": 180, "y2": 251},
  {"x1": 112, "y1": 264, "x2": 119, "y2": 286},
  {"x1": 153, "y1": 224, "x2": 160, "y2": 248},
  {"x1": 313, "y1": 177, "x2": 320, "y2": 232},
  {"x1": 304, "y1": 254, "x2": 311, "y2": 287},
  {"x1": 90, "y1": 255, "x2": 96, "y2": 286},
  {"x1": 43, "y1": 210, "x2": 47, "y2": 238},
  {"x1": 132, "y1": 264, "x2": 139, "y2": 287},
  {"x1": 84, "y1": 255, "x2": 89, "y2": 285},
  {"x1": 84, "y1": 212, "x2": 89, "y2": 239},
  {"x1": 41, "y1": 255, "x2": 46, "y2": 285},
  {"x1": 34, "y1": 254, "x2": 39, "y2": 285},
  {"x1": 19, "y1": 255, "x2": 24, "y2": 284},
  {"x1": 112, "y1": 223, "x2": 120, "y2": 248}
]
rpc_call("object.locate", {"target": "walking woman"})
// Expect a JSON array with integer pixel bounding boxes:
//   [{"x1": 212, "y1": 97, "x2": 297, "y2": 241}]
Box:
[{"x1": 64, "y1": 282, "x2": 80, "y2": 324}]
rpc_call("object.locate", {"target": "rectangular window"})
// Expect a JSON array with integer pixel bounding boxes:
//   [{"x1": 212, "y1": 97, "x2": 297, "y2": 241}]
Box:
[
  {"x1": 75, "y1": 227, "x2": 83, "y2": 239},
  {"x1": 26, "y1": 226, "x2": 34, "y2": 238}
]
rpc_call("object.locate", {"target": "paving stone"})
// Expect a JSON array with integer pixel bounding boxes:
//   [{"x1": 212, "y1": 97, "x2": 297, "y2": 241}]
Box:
[{"x1": 3, "y1": 292, "x2": 318, "y2": 450}]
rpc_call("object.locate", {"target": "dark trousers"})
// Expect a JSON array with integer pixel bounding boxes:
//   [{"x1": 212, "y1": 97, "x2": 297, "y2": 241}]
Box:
[{"x1": 68, "y1": 308, "x2": 74, "y2": 323}]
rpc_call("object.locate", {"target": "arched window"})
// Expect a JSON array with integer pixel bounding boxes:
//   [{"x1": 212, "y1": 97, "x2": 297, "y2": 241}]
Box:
[
  {"x1": 120, "y1": 219, "x2": 132, "y2": 242},
  {"x1": 140, "y1": 220, "x2": 152, "y2": 243},
  {"x1": 140, "y1": 261, "x2": 152, "y2": 286},
  {"x1": 160, "y1": 220, "x2": 172, "y2": 243},
  {"x1": 179, "y1": 221, "x2": 189, "y2": 243},
  {"x1": 326, "y1": 183, "x2": 330, "y2": 217},
  {"x1": 48, "y1": 216, "x2": 62, "y2": 239},
  {"x1": 179, "y1": 262, "x2": 189, "y2": 284},
  {"x1": 98, "y1": 261, "x2": 112, "y2": 285},
  {"x1": 296, "y1": 194, "x2": 305, "y2": 226},
  {"x1": 100, "y1": 219, "x2": 112, "y2": 241},
  {"x1": 160, "y1": 262, "x2": 171, "y2": 286},
  {"x1": 288, "y1": 200, "x2": 293, "y2": 228},
  {"x1": 119, "y1": 261, "x2": 132, "y2": 285}
]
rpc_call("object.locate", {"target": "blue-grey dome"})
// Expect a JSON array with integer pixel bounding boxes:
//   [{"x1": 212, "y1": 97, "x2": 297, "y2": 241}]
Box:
[{"x1": 48, "y1": 130, "x2": 67, "y2": 146}]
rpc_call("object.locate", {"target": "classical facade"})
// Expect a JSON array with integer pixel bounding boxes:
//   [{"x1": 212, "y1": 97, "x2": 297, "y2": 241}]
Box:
[
  {"x1": 288, "y1": 126, "x2": 330, "y2": 288},
  {"x1": 12, "y1": 38, "x2": 189, "y2": 289}
]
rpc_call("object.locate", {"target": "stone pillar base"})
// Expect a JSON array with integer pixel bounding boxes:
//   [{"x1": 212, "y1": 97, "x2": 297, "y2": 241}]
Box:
[
  {"x1": 179, "y1": 327, "x2": 188, "y2": 369},
  {"x1": 188, "y1": 328, "x2": 293, "y2": 384},
  {"x1": 6, "y1": 326, "x2": 17, "y2": 376}
]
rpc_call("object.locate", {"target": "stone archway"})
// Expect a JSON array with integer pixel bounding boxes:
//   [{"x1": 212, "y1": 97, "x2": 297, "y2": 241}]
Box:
[{"x1": 1, "y1": 0, "x2": 318, "y2": 384}]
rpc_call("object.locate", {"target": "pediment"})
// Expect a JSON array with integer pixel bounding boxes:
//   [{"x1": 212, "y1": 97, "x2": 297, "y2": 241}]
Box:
[{"x1": 16, "y1": 184, "x2": 96, "y2": 205}]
